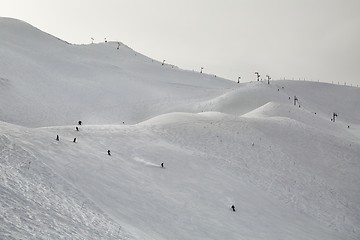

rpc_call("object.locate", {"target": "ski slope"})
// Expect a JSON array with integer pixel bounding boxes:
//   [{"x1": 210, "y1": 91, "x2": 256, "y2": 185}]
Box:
[
  {"x1": 1, "y1": 17, "x2": 360, "y2": 240},
  {"x1": 0, "y1": 17, "x2": 233, "y2": 128}
]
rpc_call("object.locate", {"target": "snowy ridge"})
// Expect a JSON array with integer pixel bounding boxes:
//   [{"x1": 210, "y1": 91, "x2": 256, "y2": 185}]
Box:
[
  {"x1": 0, "y1": 17, "x2": 233, "y2": 128},
  {"x1": 1, "y1": 17, "x2": 360, "y2": 240}
]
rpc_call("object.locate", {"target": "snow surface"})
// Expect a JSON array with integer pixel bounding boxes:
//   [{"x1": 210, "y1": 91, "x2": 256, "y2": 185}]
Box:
[{"x1": 1, "y1": 17, "x2": 360, "y2": 240}]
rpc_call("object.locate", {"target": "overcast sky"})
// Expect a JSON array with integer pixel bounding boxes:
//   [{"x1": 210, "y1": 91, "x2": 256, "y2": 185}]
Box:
[{"x1": 1, "y1": 0, "x2": 360, "y2": 85}]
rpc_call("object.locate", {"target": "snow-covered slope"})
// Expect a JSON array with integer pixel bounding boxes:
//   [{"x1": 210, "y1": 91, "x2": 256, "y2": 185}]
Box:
[
  {"x1": 0, "y1": 122, "x2": 135, "y2": 240},
  {"x1": 0, "y1": 17, "x2": 234, "y2": 128},
  {"x1": 1, "y1": 17, "x2": 360, "y2": 240}
]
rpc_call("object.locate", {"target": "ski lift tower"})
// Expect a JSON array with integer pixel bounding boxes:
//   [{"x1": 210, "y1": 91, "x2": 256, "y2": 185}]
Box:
[{"x1": 266, "y1": 75, "x2": 271, "y2": 84}]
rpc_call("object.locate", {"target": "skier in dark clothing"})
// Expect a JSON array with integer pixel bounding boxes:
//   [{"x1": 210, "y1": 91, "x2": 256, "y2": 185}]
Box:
[
  {"x1": 56, "y1": 135, "x2": 59, "y2": 141},
  {"x1": 107, "y1": 150, "x2": 111, "y2": 156},
  {"x1": 231, "y1": 205, "x2": 236, "y2": 212},
  {"x1": 78, "y1": 121, "x2": 82, "y2": 125},
  {"x1": 76, "y1": 126, "x2": 79, "y2": 131},
  {"x1": 161, "y1": 162, "x2": 164, "y2": 168},
  {"x1": 73, "y1": 138, "x2": 77, "y2": 143}
]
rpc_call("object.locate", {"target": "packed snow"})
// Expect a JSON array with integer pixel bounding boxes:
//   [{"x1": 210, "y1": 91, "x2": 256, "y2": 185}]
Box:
[{"x1": 1, "y1": 17, "x2": 360, "y2": 240}]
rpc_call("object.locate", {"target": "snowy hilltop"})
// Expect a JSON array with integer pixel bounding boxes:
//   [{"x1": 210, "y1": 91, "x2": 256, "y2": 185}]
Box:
[{"x1": 1, "y1": 17, "x2": 360, "y2": 240}]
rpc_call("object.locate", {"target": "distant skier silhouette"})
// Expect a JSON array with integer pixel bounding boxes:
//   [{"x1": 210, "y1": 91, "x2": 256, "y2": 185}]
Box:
[
  {"x1": 161, "y1": 162, "x2": 164, "y2": 168},
  {"x1": 56, "y1": 135, "x2": 59, "y2": 141},
  {"x1": 231, "y1": 205, "x2": 236, "y2": 212},
  {"x1": 73, "y1": 138, "x2": 77, "y2": 143},
  {"x1": 78, "y1": 120, "x2": 82, "y2": 126},
  {"x1": 107, "y1": 150, "x2": 111, "y2": 156},
  {"x1": 76, "y1": 126, "x2": 79, "y2": 131}
]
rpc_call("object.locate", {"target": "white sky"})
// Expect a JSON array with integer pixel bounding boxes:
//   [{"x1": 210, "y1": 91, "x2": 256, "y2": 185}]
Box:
[{"x1": 1, "y1": 0, "x2": 360, "y2": 85}]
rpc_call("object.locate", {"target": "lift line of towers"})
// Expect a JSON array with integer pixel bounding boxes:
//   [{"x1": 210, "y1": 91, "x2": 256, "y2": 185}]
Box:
[
  {"x1": 162, "y1": 65, "x2": 342, "y2": 123},
  {"x1": 92, "y1": 38, "x2": 358, "y2": 87},
  {"x1": 91, "y1": 39, "x2": 345, "y2": 123}
]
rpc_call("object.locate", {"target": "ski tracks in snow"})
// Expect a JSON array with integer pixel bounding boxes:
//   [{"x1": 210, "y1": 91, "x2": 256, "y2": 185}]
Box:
[
  {"x1": 133, "y1": 156, "x2": 161, "y2": 168},
  {"x1": 0, "y1": 133, "x2": 136, "y2": 240}
]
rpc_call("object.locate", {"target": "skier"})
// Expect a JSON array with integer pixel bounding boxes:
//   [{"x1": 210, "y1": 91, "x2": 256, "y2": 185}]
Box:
[
  {"x1": 78, "y1": 120, "x2": 82, "y2": 126},
  {"x1": 107, "y1": 150, "x2": 111, "y2": 156},
  {"x1": 231, "y1": 205, "x2": 236, "y2": 212},
  {"x1": 76, "y1": 126, "x2": 79, "y2": 131},
  {"x1": 73, "y1": 138, "x2": 77, "y2": 143},
  {"x1": 161, "y1": 162, "x2": 164, "y2": 168},
  {"x1": 56, "y1": 135, "x2": 59, "y2": 141}
]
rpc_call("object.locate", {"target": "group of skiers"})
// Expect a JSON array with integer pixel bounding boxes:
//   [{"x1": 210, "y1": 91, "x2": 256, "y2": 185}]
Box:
[
  {"x1": 55, "y1": 121, "x2": 82, "y2": 142},
  {"x1": 56, "y1": 135, "x2": 76, "y2": 143},
  {"x1": 55, "y1": 121, "x2": 237, "y2": 213},
  {"x1": 55, "y1": 121, "x2": 166, "y2": 169}
]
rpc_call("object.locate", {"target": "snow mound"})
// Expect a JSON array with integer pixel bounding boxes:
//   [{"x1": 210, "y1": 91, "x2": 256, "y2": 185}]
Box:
[
  {"x1": 139, "y1": 111, "x2": 233, "y2": 126},
  {"x1": 195, "y1": 82, "x2": 289, "y2": 115}
]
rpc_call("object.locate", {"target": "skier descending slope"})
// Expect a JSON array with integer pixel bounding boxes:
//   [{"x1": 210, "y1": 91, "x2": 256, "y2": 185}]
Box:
[
  {"x1": 231, "y1": 205, "x2": 236, "y2": 212},
  {"x1": 56, "y1": 135, "x2": 59, "y2": 141}
]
